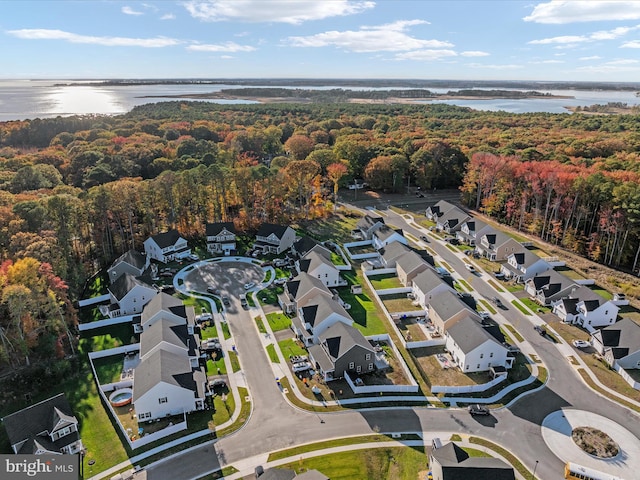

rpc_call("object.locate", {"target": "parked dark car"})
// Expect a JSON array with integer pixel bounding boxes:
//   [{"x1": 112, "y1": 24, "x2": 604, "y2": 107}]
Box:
[
  {"x1": 468, "y1": 404, "x2": 490, "y2": 415},
  {"x1": 534, "y1": 325, "x2": 547, "y2": 336},
  {"x1": 491, "y1": 297, "x2": 504, "y2": 308},
  {"x1": 222, "y1": 295, "x2": 230, "y2": 306},
  {"x1": 207, "y1": 286, "x2": 219, "y2": 295}
]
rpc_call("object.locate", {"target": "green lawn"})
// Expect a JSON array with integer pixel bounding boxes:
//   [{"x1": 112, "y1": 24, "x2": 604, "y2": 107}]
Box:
[
  {"x1": 79, "y1": 323, "x2": 135, "y2": 352},
  {"x1": 220, "y1": 322, "x2": 231, "y2": 340},
  {"x1": 487, "y1": 279, "x2": 505, "y2": 292},
  {"x1": 266, "y1": 344, "x2": 279, "y2": 363},
  {"x1": 264, "y1": 269, "x2": 274, "y2": 283},
  {"x1": 331, "y1": 251, "x2": 347, "y2": 266},
  {"x1": 511, "y1": 300, "x2": 532, "y2": 315},
  {"x1": 589, "y1": 285, "x2": 613, "y2": 300},
  {"x1": 505, "y1": 283, "x2": 524, "y2": 293},
  {"x1": 456, "y1": 279, "x2": 472, "y2": 292},
  {"x1": 297, "y1": 213, "x2": 361, "y2": 244},
  {"x1": 504, "y1": 324, "x2": 524, "y2": 343},
  {"x1": 92, "y1": 354, "x2": 124, "y2": 384},
  {"x1": 229, "y1": 350, "x2": 241, "y2": 373},
  {"x1": 206, "y1": 354, "x2": 227, "y2": 375},
  {"x1": 368, "y1": 273, "x2": 404, "y2": 290},
  {"x1": 255, "y1": 316, "x2": 267, "y2": 333},
  {"x1": 338, "y1": 272, "x2": 387, "y2": 335},
  {"x1": 278, "y1": 338, "x2": 307, "y2": 359},
  {"x1": 266, "y1": 312, "x2": 292, "y2": 331},
  {"x1": 258, "y1": 285, "x2": 284, "y2": 306},
  {"x1": 521, "y1": 297, "x2": 549, "y2": 313},
  {"x1": 477, "y1": 299, "x2": 497, "y2": 315},
  {"x1": 200, "y1": 325, "x2": 219, "y2": 340},
  {"x1": 281, "y1": 446, "x2": 427, "y2": 480},
  {"x1": 379, "y1": 293, "x2": 422, "y2": 313}
]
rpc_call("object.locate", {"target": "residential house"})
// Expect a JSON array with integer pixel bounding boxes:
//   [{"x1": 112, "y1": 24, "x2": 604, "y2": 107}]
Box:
[
  {"x1": 256, "y1": 468, "x2": 328, "y2": 480},
  {"x1": 500, "y1": 251, "x2": 552, "y2": 283},
  {"x1": 445, "y1": 315, "x2": 512, "y2": 373},
  {"x1": 144, "y1": 229, "x2": 191, "y2": 264},
  {"x1": 524, "y1": 269, "x2": 576, "y2": 306},
  {"x1": 429, "y1": 439, "x2": 515, "y2": 480},
  {"x1": 139, "y1": 292, "x2": 195, "y2": 332},
  {"x1": 355, "y1": 214, "x2": 385, "y2": 240},
  {"x1": 308, "y1": 322, "x2": 377, "y2": 381},
  {"x1": 396, "y1": 251, "x2": 430, "y2": 286},
  {"x1": 456, "y1": 219, "x2": 487, "y2": 245},
  {"x1": 436, "y1": 206, "x2": 471, "y2": 234},
  {"x1": 107, "y1": 249, "x2": 149, "y2": 284},
  {"x1": 476, "y1": 229, "x2": 524, "y2": 261},
  {"x1": 372, "y1": 225, "x2": 408, "y2": 250},
  {"x1": 428, "y1": 290, "x2": 474, "y2": 334},
  {"x1": 425, "y1": 200, "x2": 456, "y2": 222},
  {"x1": 292, "y1": 294, "x2": 353, "y2": 345},
  {"x1": 591, "y1": 318, "x2": 640, "y2": 369},
  {"x1": 296, "y1": 245, "x2": 345, "y2": 287},
  {"x1": 205, "y1": 222, "x2": 236, "y2": 256},
  {"x1": 278, "y1": 272, "x2": 333, "y2": 315},
  {"x1": 553, "y1": 285, "x2": 619, "y2": 328},
  {"x1": 139, "y1": 318, "x2": 200, "y2": 368},
  {"x1": 2, "y1": 394, "x2": 83, "y2": 455},
  {"x1": 133, "y1": 348, "x2": 206, "y2": 421},
  {"x1": 107, "y1": 273, "x2": 157, "y2": 317},
  {"x1": 411, "y1": 268, "x2": 454, "y2": 309},
  {"x1": 379, "y1": 241, "x2": 412, "y2": 268},
  {"x1": 255, "y1": 223, "x2": 296, "y2": 254},
  {"x1": 291, "y1": 236, "x2": 320, "y2": 258}
]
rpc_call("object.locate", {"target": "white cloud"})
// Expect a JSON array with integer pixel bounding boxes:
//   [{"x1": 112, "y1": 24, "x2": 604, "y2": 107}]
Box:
[
  {"x1": 621, "y1": 40, "x2": 640, "y2": 48},
  {"x1": 579, "y1": 55, "x2": 601, "y2": 60},
  {"x1": 460, "y1": 51, "x2": 489, "y2": 57},
  {"x1": 530, "y1": 59, "x2": 564, "y2": 64},
  {"x1": 524, "y1": 1, "x2": 640, "y2": 24},
  {"x1": 287, "y1": 20, "x2": 452, "y2": 53},
  {"x1": 7, "y1": 29, "x2": 180, "y2": 47},
  {"x1": 590, "y1": 25, "x2": 639, "y2": 40},
  {"x1": 529, "y1": 35, "x2": 588, "y2": 45},
  {"x1": 606, "y1": 59, "x2": 638, "y2": 65},
  {"x1": 122, "y1": 6, "x2": 143, "y2": 16},
  {"x1": 186, "y1": 42, "x2": 256, "y2": 52},
  {"x1": 395, "y1": 50, "x2": 457, "y2": 61},
  {"x1": 160, "y1": 13, "x2": 176, "y2": 20},
  {"x1": 183, "y1": 0, "x2": 374, "y2": 24},
  {"x1": 220, "y1": 55, "x2": 234, "y2": 59}
]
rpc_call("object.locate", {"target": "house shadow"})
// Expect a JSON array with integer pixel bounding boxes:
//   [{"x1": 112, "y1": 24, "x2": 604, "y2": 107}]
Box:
[
  {"x1": 144, "y1": 441, "x2": 222, "y2": 479},
  {"x1": 358, "y1": 407, "x2": 422, "y2": 439},
  {"x1": 468, "y1": 413, "x2": 498, "y2": 428},
  {"x1": 507, "y1": 386, "x2": 571, "y2": 425}
]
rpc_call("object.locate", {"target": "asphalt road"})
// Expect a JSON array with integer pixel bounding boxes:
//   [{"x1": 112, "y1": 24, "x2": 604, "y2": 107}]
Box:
[{"x1": 144, "y1": 213, "x2": 640, "y2": 480}]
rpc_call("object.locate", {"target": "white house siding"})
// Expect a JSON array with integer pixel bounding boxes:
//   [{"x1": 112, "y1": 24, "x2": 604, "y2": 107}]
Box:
[
  {"x1": 446, "y1": 337, "x2": 508, "y2": 373},
  {"x1": 617, "y1": 350, "x2": 640, "y2": 370},
  {"x1": 118, "y1": 285, "x2": 158, "y2": 315},
  {"x1": 578, "y1": 303, "x2": 619, "y2": 328},
  {"x1": 308, "y1": 263, "x2": 342, "y2": 287},
  {"x1": 134, "y1": 382, "x2": 197, "y2": 420},
  {"x1": 413, "y1": 283, "x2": 452, "y2": 310}
]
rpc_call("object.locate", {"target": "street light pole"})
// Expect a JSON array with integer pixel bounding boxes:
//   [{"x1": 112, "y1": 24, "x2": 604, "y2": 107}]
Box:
[{"x1": 531, "y1": 460, "x2": 539, "y2": 479}]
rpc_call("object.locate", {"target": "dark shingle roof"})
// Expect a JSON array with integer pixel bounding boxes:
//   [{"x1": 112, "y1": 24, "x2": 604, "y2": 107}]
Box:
[
  {"x1": 2, "y1": 393, "x2": 79, "y2": 454},
  {"x1": 560, "y1": 298, "x2": 580, "y2": 315},
  {"x1": 109, "y1": 273, "x2": 152, "y2": 301},
  {"x1": 256, "y1": 223, "x2": 291, "y2": 239},
  {"x1": 599, "y1": 318, "x2": 640, "y2": 350},
  {"x1": 356, "y1": 214, "x2": 385, "y2": 231},
  {"x1": 431, "y1": 442, "x2": 515, "y2": 480},
  {"x1": 140, "y1": 318, "x2": 196, "y2": 358},
  {"x1": 285, "y1": 272, "x2": 331, "y2": 300},
  {"x1": 112, "y1": 249, "x2": 147, "y2": 270},
  {"x1": 292, "y1": 236, "x2": 319, "y2": 256},
  {"x1": 151, "y1": 229, "x2": 183, "y2": 249},
  {"x1": 374, "y1": 225, "x2": 404, "y2": 242},
  {"x1": 205, "y1": 222, "x2": 235, "y2": 236},
  {"x1": 141, "y1": 292, "x2": 186, "y2": 323}
]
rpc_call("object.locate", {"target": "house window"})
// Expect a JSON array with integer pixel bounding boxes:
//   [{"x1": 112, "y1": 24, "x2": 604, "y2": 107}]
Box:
[
  {"x1": 465, "y1": 365, "x2": 469, "y2": 370},
  {"x1": 365, "y1": 353, "x2": 371, "y2": 361},
  {"x1": 477, "y1": 364, "x2": 480, "y2": 369},
  {"x1": 57, "y1": 426, "x2": 71, "y2": 438},
  {"x1": 368, "y1": 363, "x2": 373, "y2": 370},
  {"x1": 490, "y1": 352, "x2": 493, "y2": 358},
  {"x1": 325, "y1": 274, "x2": 328, "y2": 277},
  {"x1": 356, "y1": 365, "x2": 362, "y2": 373},
  {"x1": 349, "y1": 362, "x2": 355, "y2": 369},
  {"x1": 480, "y1": 354, "x2": 484, "y2": 359},
  {"x1": 139, "y1": 412, "x2": 151, "y2": 420},
  {"x1": 159, "y1": 397, "x2": 168, "y2": 404}
]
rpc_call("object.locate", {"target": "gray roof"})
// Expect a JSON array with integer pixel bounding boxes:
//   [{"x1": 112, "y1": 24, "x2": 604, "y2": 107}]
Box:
[
  {"x1": 292, "y1": 236, "x2": 319, "y2": 256},
  {"x1": 474, "y1": 224, "x2": 495, "y2": 243},
  {"x1": 396, "y1": 251, "x2": 428, "y2": 274},
  {"x1": 285, "y1": 272, "x2": 331, "y2": 300},
  {"x1": 568, "y1": 285, "x2": 606, "y2": 308},
  {"x1": 150, "y1": 229, "x2": 183, "y2": 249},
  {"x1": 133, "y1": 348, "x2": 198, "y2": 401},
  {"x1": 109, "y1": 273, "x2": 152, "y2": 301},
  {"x1": 356, "y1": 214, "x2": 385, "y2": 231},
  {"x1": 437, "y1": 206, "x2": 470, "y2": 228},
  {"x1": 256, "y1": 223, "x2": 292, "y2": 239},
  {"x1": 431, "y1": 442, "x2": 515, "y2": 480},
  {"x1": 510, "y1": 250, "x2": 543, "y2": 269},
  {"x1": 296, "y1": 470, "x2": 329, "y2": 480},
  {"x1": 2, "y1": 393, "x2": 80, "y2": 454},
  {"x1": 598, "y1": 318, "x2": 640, "y2": 352},
  {"x1": 205, "y1": 222, "x2": 235, "y2": 236},
  {"x1": 374, "y1": 224, "x2": 404, "y2": 242},
  {"x1": 256, "y1": 468, "x2": 297, "y2": 480},
  {"x1": 429, "y1": 290, "x2": 471, "y2": 322},
  {"x1": 317, "y1": 322, "x2": 374, "y2": 360},
  {"x1": 141, "y1": 292, "x2": 186, "y2": 323},
  {"x1": 300, "y1": 295, "x2": 350, "y2": 328},
  {"x1": 298, "y1": 249, "x2": 335, "y2": 274},
  {"x1": 140, "y1": 318, "x2": 197, "y2": 358},
  {"x1": 427, "y1": 200, "x2": 456, "y2": 218},
  {"x1": 529, "y1": 269, "x2": 576, "y2": 299},
  {"x1": 412, "y1": 268, "x2": 448, "y2": 295},
  {"x1": 447, "y1": 315, "x2": 503, "y2": 353},
  {"x1": 111, "y1": 249, "x2": 147, "y2": 271},
  {"x1": 482, "y1": 230, "x2": 515, "y2": 249},
  {"x1": 462, "y1": 218, "x2": 487, "y2": 233},
  {"x1": 308, "y1": 344, "x2": 334, "y2": 373},
  {"x1": 559, "y1": 297, "x2": 580, "y2": 315},
  {"x1": 380, "y1": 241, "x2": 411, "y2": 264}
]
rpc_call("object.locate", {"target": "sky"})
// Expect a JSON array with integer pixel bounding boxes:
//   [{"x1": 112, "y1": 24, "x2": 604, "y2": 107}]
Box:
[{"x1": 2, "y1": 0, "x2": 640, "y2": 81}]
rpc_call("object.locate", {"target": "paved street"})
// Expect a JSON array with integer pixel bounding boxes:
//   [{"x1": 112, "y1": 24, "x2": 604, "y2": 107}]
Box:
[{"x1": 142, "y1": 209, "x2": 640, "y2": 480}]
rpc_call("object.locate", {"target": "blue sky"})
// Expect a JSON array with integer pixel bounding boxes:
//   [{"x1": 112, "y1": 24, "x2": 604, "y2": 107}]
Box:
[{"x1": 3, "y1": 0, "x2": 640, "y2": 81}]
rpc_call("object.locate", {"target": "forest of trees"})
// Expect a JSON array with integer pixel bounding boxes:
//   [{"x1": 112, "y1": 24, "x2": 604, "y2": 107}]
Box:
[{"x1": 1, "y1": 101, "x2": 640, "y2": 364}]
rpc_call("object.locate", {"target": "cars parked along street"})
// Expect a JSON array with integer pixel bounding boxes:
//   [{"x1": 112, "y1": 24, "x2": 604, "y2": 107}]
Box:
[
  {"x1": 572, "y1": 339, "x2": 590, "y2": 348},
  {"x1": 468, "y1": 404, "x2": 490, "y2": 415}
]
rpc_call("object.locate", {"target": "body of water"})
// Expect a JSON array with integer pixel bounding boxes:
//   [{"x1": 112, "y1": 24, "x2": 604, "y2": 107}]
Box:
[{"x1": 0, "y1": 79, "x2": 638, "y2": 121}]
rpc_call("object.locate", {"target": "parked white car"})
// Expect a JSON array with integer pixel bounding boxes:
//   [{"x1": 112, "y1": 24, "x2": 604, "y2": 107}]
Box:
[
  {"x1": 572, "y1": 339, "x2": 590, "y2": 349},
  {"x1": 244, "y1": 282, "x2": 256, "y2": 290},
  {"x1": 465, "y1": 263, "x2": 476, "y2": 272}
]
